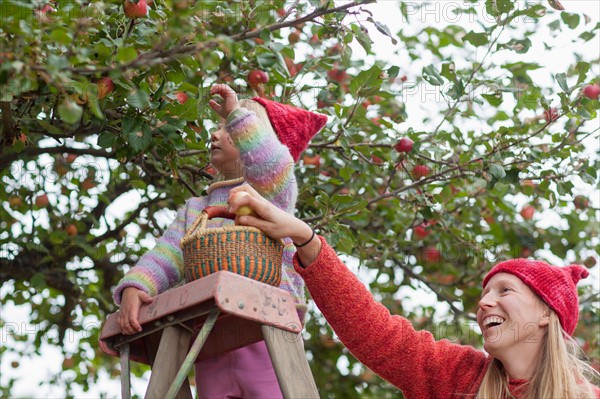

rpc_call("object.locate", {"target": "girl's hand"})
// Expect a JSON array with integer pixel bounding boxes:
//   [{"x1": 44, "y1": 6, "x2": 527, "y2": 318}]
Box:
[
  {"x1": 228, "y1": 185, "x2": 322, "y2": 266},
  {"x1": 118, "y1": 287, "x2": 154, "y2": 335},
  {"x1": 208, "y1": 84, "x2": 240, "y2": 119}
]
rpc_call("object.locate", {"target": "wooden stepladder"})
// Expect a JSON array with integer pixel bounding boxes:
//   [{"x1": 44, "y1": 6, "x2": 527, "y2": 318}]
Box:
[{"x1": 99, "y1": 271, "x2": 319, "y2": 399}]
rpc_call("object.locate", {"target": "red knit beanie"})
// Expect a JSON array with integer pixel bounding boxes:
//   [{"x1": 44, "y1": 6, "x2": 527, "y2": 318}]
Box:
[
  {"x1": 252, "y1": 97, "x2": 328, "y2": 162},
  {"x1": 482, "y1": 259, "x2": 589, "y2": 335}
]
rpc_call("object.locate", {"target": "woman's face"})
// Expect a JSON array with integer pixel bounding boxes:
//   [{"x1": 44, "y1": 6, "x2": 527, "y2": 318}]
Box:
[
  {"x1": 209, "y1": 123, "x2": 241, "y2": 179},
  {"x1": 476, "y1": 273, "x2": 549, "y2": 358}
]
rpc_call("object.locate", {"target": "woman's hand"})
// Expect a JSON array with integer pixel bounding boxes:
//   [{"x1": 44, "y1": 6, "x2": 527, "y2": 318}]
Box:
[
  {"x1": 118, "y1": 287, "x2": 154, "y2": 335},
  {"x1": 228, "y1": 185, "x2": 322, "y2": 267},
  {"x1": 208, "y1": 84, "x2": 240, "y2": 119}
]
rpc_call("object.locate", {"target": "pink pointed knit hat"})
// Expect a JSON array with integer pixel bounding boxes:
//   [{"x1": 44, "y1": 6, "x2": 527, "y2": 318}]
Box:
[
  {"x1": 252, "y1": 97, "x2": 328, "y2": 162},
  {"x1": 483, "y1": 258, "x2": 589, "y2": 335}
]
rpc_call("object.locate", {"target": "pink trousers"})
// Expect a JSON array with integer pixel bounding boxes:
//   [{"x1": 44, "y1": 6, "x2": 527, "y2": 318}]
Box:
[{"x1": 194, "y1": 340, "x2": 283, "y2": 399}]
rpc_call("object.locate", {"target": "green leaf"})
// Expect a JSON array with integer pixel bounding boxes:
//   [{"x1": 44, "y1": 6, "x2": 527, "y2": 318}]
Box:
[
  {"x1": 340, "y1": 165, "x2": 354, "y2": 181},
  {"x1": 499, "y1": 38, "x2": 532, "y2": 54},
  {"x1": 97, "y1": 131, "x2": 116, "y2": 148},
  {"x1": 576, "y1": 62, "x2": 590, "y2": 84},
  {"x1": 447, "y1": 80, "x2": 465, "y2": 100},
  {"x1": 441, "y1": 63, "x2": 457, "y2": 81},
  {"x1": 351, "y1": 24, "x2": 372, "y2": 53},
  {"x1": 126, "y1": 87, "x2": 150, "y2": 109},
  {"x1": 50, "y1": 28, "x2": 72, "y2": 45},
  {"x1": 57, "y1": 100, "x2": 83, "y2": 125},
  {"x1": 127, "y1": 123, "x2": 153, "y2": 152},
  {"x1": 489, "y1": 164, "x2": 506, "y2": 180},
  {"x1": 422, "y1": 64, "x2": 444, "y2": 86},
  {"x1": 387, "y1": 66, "x2": 400, "y2": 79},
  {"x1": 482, "y1": 92, "x2": 503, "y2": 107},
  {"x1": 349, "y1": 65, "x2": 382, "y2": 97},
  {"x1": 555, "y1": 73, "x2": 570, "y2": 94},
  {"x1": 561, "y1": 13, "x2": 580, "y2": 29},
  {"x1": 116, "y1": 47, "x2": 138, "y2": 64},
  {"x1": 463, "y1": 31, "x2": 489, "y2": 47},
  {"x1": 370, "y1": 19, "x2": 397, "y2": 45},
  {"x1": 256, "y1": 51, "x2": 277, "y2": 68}
]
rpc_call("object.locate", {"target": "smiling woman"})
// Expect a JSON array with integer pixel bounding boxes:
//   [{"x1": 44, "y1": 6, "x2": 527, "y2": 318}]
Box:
[{"x1": 227, "y1": 185, "x2": 600, "y2": 399}]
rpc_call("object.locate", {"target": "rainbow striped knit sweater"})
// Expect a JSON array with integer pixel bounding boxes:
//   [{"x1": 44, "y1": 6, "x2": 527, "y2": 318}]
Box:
[{"x1": 113, "y1": 108, "x2": 307, "y2": 321}]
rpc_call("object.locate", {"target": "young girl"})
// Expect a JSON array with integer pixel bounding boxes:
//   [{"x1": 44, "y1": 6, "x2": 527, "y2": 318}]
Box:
[
  {"x1": 113, "y1": 84, "x2": 327, "y2": 398},
  {"x1": 228, "y1": 185, "x2": 600, "y2": 398}
]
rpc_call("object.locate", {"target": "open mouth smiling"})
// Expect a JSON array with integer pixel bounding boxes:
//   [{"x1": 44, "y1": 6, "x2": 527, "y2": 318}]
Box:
[{"x1": 483, "y1": 315, "x2": 505, "y2": 331}]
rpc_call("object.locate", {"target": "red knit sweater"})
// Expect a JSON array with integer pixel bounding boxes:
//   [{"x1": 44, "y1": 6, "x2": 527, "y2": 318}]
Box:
[{"x1": 294, "y1": 237, "x2": 600, "y2": 398}]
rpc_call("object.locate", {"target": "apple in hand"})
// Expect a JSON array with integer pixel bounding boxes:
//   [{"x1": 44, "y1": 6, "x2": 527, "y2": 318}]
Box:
[
  {"x1": 231, "y1": 192, "x2": 255, "y2": 216},
  {"x1": 123, "y1": 0, "x2": 147, "y2": 19}
]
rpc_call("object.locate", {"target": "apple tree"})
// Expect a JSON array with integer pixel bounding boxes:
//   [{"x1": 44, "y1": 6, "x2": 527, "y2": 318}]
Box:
[{"x1": 1, "y1": 0, "x2": 598, "y2": 397}]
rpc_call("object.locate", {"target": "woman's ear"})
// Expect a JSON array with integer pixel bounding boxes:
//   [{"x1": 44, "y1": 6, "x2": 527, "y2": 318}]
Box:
[{"x1": 538, "y1": 308, "x2": 551, "y2": 327}]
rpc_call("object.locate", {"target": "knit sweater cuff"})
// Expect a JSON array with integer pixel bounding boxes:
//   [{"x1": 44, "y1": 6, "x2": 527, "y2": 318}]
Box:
[{"x1": 226, "y1": 107, "x2": 252, "y2": 127}]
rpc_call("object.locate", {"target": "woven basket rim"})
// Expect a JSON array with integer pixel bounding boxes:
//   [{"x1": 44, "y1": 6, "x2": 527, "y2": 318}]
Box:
[{"x1": 180, "y1": 223, "x2": 284, "y2": 248}]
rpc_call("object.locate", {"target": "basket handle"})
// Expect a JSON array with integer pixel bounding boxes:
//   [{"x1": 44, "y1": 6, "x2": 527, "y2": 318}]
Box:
[
  {"x1": 182, "y1": 206, "x2": 238, "y2": 242},
  {"x1": 204, "y1": 206, "x2": 237, "y2": 220}
]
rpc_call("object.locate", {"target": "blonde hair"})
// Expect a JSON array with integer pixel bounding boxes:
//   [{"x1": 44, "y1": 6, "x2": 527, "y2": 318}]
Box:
[{"x1": 476, "y1": 312, "x2": 599, "y2": 398}]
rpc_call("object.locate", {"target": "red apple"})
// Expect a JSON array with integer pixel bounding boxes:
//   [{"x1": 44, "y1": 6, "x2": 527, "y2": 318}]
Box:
[
  {"x1": 543, "y1": 107, "x2": 559, "y2": 122},
  {"x1": 371, "y1": 155, "x2": 383, "y2": 165},
  {"x1": 413, "y1": 224, "x2": 430, "y2": 239},
  {"x1": 412, "y1": 164, "x2": 430, "y2": 179},
  {"x1": 520, "y1": 205, "x2": 535, "y2": 220},
  {"x1": 8, "y1": 195, "x2": 23, "y2": 208},
  {"x1": 303, "y1": 154, "x2": 320, "y2": 166},
  {"x1": 66, "y1": 224, "x2": 78, "y2": 236},
  {"x1": 66, "y1": 154, "x2": 78, "y2": 163},
  {"x1": 35, "y1": 194, "x2": 49, "y2": 208},
  {"x1": 574, "y1": 195, "x2": 589, "y2": 210},
  {"x1": 247, "y1": 70, "x2": 269, "y2": 87},
  {"x1": 204, "y1": 165, "x2": 217, "y2": 176},
  {"x1": 35, "y1": 3, "x2": 56, "y2": 23},
  {"x1": 284, "y1": 57, "x2": 299, "y2": 78},
  {"x1": 583, "y1": 84, "x2": 600, "y2": 100},
  {"x1": 327, "y1": 68, "x2": 348, "y2": 84},
  {"x1": 583, "y1": 256, "x2": 597, "y2": 268},
  {"x1": 424, "y1": 246, "x2": 441, "y2": 263},
  {"x1": 394, "y1": 138, "x2": 414, "y2": 153},
  {"x1": 175, "y1": 92, "x2": 188, "y2": 104},
  {"x1": 81, "y1": 178, "x2": 96, "y2": 191},
  {"x1": 123, "y1": 0, "x2": 147, "y2": 19},
  {"x1": 97, "y1": 77, "x2": 114, "y2": 99},
  {"x1": 288, "y1": 31, "x2": 301, "y2": 45}
]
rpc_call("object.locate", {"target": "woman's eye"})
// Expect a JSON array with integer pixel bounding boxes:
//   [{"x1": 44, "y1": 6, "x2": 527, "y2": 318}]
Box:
[{"x1": 501, "y1": 287, "x2": 512, "y2": 293}]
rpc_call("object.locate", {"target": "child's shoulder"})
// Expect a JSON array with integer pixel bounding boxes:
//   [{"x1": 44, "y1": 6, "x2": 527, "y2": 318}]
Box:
[{"x1": 185, "y1": 196, "x2": 208, "y2": 209}]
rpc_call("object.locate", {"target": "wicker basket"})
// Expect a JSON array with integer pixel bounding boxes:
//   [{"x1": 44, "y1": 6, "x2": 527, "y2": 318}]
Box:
[{"x1": 180, "y1": 206, "x2": 283, "y2": 286}]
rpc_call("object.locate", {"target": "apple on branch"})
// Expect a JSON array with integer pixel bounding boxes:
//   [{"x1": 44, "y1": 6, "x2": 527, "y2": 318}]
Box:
[{"x1": 123, "y1": 0, "x2": 148, "y2": 19}]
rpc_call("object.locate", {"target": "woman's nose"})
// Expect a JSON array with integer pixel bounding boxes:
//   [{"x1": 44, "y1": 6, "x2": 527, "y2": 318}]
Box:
[
  {"x1": 478, "y1": 292, "x2": 495, "y2": 310},
  {"x1": 210, "y1": 130, "x2": 219, "y2": 142}
]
